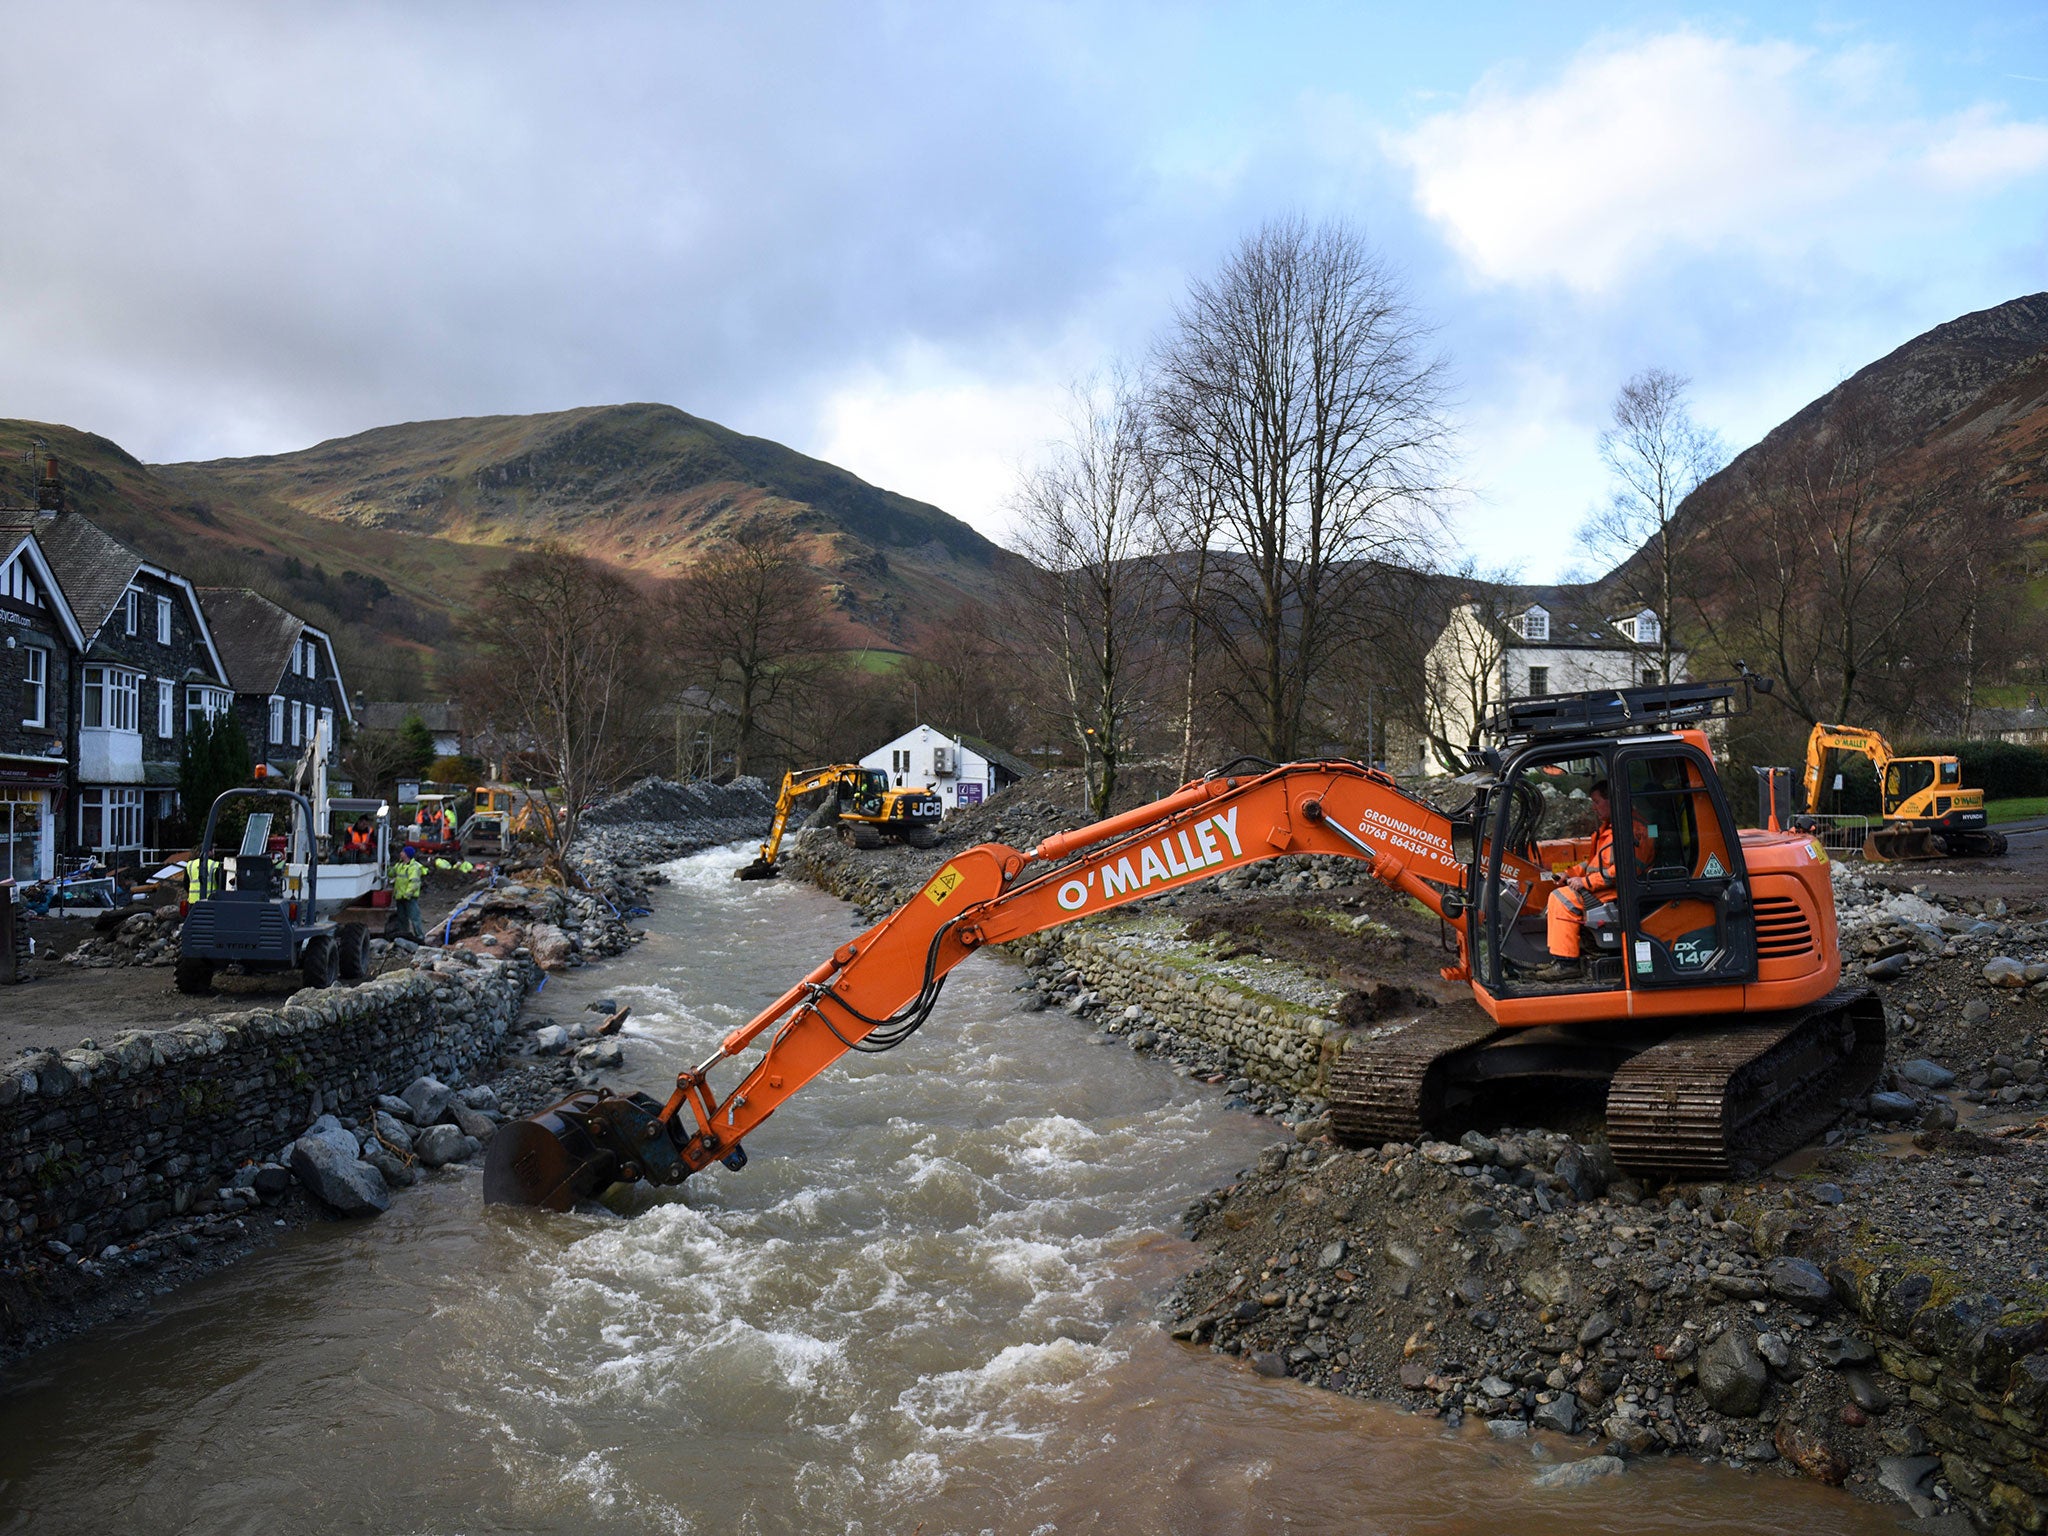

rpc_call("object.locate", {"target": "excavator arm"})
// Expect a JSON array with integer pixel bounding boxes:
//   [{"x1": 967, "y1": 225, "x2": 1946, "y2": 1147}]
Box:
[
  {"x1": 485, "y1": 761, "x2": 1479, "y2": 1209},
  {"x1": 1801, "y1": 724, "x2": 1893, "y2": 815}
]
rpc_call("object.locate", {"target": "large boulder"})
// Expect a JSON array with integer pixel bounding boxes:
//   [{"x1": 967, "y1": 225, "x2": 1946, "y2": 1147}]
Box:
[
  {"x1": 1698, "y1": 1325, "x2": 1768, "y2": 1416},
  {"x1": 400, "y1": 1075, "x2": 455, "y2": 1125},
  {"x1": 527, "y1": 923, "x2": 574, "y2": 971},
  {"x1": 1766, "y1": 1257, "x2": 1836, "y2": 1311},
  {"x1": 414, "y1": 1123, "x2": 469, "y2": 1168},
  {"x1": 289, "y1": 1127, "x2": 391, "y2": 1216}
]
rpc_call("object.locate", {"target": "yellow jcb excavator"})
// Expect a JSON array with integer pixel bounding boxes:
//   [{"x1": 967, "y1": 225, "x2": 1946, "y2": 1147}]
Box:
[
  {"x1": 1799, "y1": 724, "x2": 2006, "y2": 861},
  {"x1": 735, "y1": 765, "x2": 945, "y2": 879}
]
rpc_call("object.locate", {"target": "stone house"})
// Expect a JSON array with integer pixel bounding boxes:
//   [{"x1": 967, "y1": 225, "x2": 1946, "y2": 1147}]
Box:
[
  {"x1": 198, "y1": 588, "x2": 353, "y2": 774},
  {"x1": 29, "y1": 510, "x2": 231, "y2": 859},
  {"x1": 1418, "y1": 585, "x2": 1685, "y2": 773},
  {"x1": 0, "y1": 523, "x2": 85, "y2": 880}
]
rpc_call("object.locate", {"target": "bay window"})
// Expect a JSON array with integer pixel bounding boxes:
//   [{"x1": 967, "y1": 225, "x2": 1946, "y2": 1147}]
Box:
[{"x1": 83, "y1": 666, "x2": 141, "y2": 732}]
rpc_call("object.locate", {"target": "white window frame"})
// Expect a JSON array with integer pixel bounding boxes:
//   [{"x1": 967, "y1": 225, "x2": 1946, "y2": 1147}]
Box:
[
  {"x1": 1634, "y1": 610, "x2": 1659, "y2": 645},
  {"x1": 1521, "y1": 608, "x2": 1550, "y2": 642},
  {"x1": 22, "y1": 646, "x2": 46, "y2": 727},
  {"x1": 319, "y1": 706, "x2": 334, "y2": 748},
  {"x1": 123, "y1": 589, "x2": 138, "y2": 636},
  {"x1": 268, "y1": 694, "x2": 284, "y2": 744},
  {"x1": 83, "y1": 665, "x2": 141, "y2": 732},
  {"x1": 1527, "y1": 665, "x2": 1550, "y2": 697},
  {"x1": 304, "y1": 639, "x2": 317, "y2": 678},
  {"x1": 289, "y1": 699, "x2": 302, "y2": 747},
  {"x1": 79, "y1": 787, "x2": 144, "y2": 851},
  {"x1": 156, "y1": 594, "x2": 172, "y2": 645},
  {"x1": 186, "y1": 684, "x2": 233, "y2": 733},
  {"x1": 156, "y1": 678, "x2": 175, "y2": 738}
]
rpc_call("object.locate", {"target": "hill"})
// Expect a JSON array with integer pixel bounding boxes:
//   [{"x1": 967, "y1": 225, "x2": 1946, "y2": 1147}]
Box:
[
  {"x1": 1680, "y1": 292, "x2": 2048, "y2": 538},
  {"x1": 0, "y1": 405, "x2": 1029, "y2": 689}
]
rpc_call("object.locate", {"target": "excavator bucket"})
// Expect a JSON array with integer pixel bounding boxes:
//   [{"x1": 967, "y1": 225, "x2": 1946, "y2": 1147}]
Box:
[
  {"x1": 482, "y1": 1092, "x2": 621, "y2": 1209},
  {"x1": 733, "y1": 858, "x2": 779, "y2": 881},
  {"x1": 482, "y1": 1089, "x2": 688, "y2": 1209},
  {"x1": 1864, "y1": 826, "x2": 1940, "y2": 862}
]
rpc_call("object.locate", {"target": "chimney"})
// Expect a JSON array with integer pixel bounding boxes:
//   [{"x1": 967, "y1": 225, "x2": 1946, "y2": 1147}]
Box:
[{"x1": 35, "y1": 456, "x2": 64, "y2": 513}]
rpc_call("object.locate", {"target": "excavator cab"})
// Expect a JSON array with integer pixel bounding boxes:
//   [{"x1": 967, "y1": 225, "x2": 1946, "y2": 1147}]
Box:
[{"x1": 1473, "y1": 732, "x2": 1757, "y2": 1002}]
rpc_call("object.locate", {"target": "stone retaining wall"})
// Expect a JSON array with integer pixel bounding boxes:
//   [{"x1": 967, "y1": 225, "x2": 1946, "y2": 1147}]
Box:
[
  {"x1": 1829, "y1": 1260, "x2": 2048, "y2": 1533},
  {"x1": 1052, "y1": 927, "x2": 1335, "y2": 1095},
  {"x1": 0, "y1": 951, "x2": 534, "y2": 1264}
]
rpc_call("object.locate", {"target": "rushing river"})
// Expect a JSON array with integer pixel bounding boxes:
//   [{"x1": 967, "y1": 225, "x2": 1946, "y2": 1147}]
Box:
[{"x1": 0, "y1": 847, "x2": 1898, "y2": 1535}]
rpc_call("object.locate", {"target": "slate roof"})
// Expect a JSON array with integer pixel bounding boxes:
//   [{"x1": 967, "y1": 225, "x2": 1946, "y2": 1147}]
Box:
[
  {"x1": 196, "y1": 587, "x2": 305, "y2": 694},
  {"x1": 1481, "y1": 583, "x2": 1660, "y2": 651},
  {"x1": 942, "y1": 728, "x2": 1033, "y2": 781},
  {"x1": 0, "y1": 507, "x2": 140, "y2": 635}
]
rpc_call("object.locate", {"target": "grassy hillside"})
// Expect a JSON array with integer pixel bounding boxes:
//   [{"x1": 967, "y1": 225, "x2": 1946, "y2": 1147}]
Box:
[
  {"x1": 155, "y1": 403, "x2": 1025, "y2": 650},
  {"x1": 1, "y1": 404, "x2": 1032, "y2": 691}
]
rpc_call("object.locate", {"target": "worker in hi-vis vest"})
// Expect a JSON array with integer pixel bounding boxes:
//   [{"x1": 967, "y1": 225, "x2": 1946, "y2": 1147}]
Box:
[
  {"x1": 391, "y1": 844, "x2": 425, "y2": 942},
  {"x1": 185, "y1": 855, "x2": 225, "y2": 908}
]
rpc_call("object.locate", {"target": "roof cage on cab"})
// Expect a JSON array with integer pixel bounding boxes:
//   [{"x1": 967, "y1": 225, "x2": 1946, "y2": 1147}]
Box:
[{"x1": 1481, "y1": 669, "x2": 1771, "y2": 747}]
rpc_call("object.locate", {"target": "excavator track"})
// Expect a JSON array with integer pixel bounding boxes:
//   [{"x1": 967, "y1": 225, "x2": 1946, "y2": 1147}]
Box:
[
  {"x1": 1605, "y1": 986, "x2": 1885, "y2": 1178},
  {"x1": 1327, "y1": 1014, "x2": 1503, "y2": 1146}
]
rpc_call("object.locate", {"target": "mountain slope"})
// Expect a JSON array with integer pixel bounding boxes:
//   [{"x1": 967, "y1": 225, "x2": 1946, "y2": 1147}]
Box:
[
  {"x1": 153, "y1": 403, "x2": 1023, "y2": 647},
  {"x1": 1681, "y1": 292, "x2": 2048, "y2": 534}
]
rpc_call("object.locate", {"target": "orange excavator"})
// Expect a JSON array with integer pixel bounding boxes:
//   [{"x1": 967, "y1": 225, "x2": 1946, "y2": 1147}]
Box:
[{"x1": 485, "y1": 678, "x2": 1882, "y2": 1211}]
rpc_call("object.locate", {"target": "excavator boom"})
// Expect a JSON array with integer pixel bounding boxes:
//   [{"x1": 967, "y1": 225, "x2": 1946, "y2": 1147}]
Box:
[{"x1": 486, "y1": 762, "x2": 1474, "y2": 1207}]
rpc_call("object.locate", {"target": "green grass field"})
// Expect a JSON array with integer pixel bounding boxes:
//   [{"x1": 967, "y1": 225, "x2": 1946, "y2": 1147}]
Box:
[{"x1": 1987, "y1": 796, "x2": 2048, "y2": 824}]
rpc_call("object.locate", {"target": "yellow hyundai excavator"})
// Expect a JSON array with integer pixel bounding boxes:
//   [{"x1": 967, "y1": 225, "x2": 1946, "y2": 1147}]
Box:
[
  {"x1": 490, "y1": 676, "x2": 1888, "y2": 1212},
  {"x1": 735, "y1": 765, "x2": 945, "y2": 879},
  {"x1": 1799, "y1": 724, "x2": 2006, "y2": 861}
]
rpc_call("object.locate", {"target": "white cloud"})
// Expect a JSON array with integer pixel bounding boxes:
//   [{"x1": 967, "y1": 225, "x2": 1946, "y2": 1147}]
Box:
[
  {"x1": 1390, "y1": 29, "x2": 2048, "y2": 293},
  {"x1": 811, "y1": 347, "x2": 1073, "y2": 546}
]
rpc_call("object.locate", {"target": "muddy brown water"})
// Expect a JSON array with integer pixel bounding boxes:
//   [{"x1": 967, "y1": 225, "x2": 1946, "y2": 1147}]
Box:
[{"x1": 0, "y1": 848, "x2": 1898, "y2": 1534}]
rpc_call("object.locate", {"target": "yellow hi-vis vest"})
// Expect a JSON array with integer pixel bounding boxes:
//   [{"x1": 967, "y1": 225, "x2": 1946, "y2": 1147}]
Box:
[
  {"x1": 392, "y1": 860, "x2": 423, "y2": 900},
  {"x1": 187, "y1": 859, "x2": 222, "y2": 902}
]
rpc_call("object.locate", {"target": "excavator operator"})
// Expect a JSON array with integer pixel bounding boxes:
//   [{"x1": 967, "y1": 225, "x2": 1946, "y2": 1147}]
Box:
[{"x1": 1535, "y1": 780, "x2": 1651, "y2": 982}]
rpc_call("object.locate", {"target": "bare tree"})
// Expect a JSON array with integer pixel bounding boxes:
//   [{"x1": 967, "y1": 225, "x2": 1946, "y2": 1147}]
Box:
[
  {"x1": 464, "y1": 545, "x2": 655, "y2": 872},
  {"x1": 1153, "y1": 216, "x2": 1450, "y2": 760},
  {"x1": 1689, "y1": 400, "x2": 2012, "y2": 729},
  {"x1": 667, "y1": 522, "x2": 835, "y2": 777},
  {"x1": 1011, "y1": 372, "x2": 1160, "y2": 818},
  {"x1": 1147, "y1": 445, "x2": 1229, "y2": 781},
  {"x1": 1578, "y1": 369, "x2": 1724, "y2": 683},
  {"x1": 899, "y1": 600, "x2": 1029, "y2": 748}
]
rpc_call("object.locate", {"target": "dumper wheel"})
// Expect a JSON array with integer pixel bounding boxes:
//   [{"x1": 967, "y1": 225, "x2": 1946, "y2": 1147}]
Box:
[
  {"x1": 174, "y1": 956, "x2": 216, "y2": 995},
  {"x1": 300, "y1": 933, "x2": 339, "y2": 990},
  {"x1": 336, "y1": 922, "x2": 371, "y2": 981}
]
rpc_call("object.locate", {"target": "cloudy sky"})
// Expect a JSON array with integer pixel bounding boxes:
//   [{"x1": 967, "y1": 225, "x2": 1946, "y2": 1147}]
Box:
[{"x1": 3, "y1": 2, "x2": 2044, "y2": 578}]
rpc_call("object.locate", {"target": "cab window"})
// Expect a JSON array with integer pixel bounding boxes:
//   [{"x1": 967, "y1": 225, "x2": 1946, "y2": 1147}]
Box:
[
  {"x1": 1885, "y1": 761, "x2": 1935, "y2": 805},
  {"x1": 1939, "y1": 761, "x2": 1960, "y2": 785}
]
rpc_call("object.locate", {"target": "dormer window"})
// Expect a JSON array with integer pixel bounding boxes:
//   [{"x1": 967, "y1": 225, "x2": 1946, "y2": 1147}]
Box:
[
  {"x1": 1519, "y1": 606, "x2": 1550, "y2": 642},
  {"x1": 1633, "y1": 609, "x2": 1659, "y2": 644}
]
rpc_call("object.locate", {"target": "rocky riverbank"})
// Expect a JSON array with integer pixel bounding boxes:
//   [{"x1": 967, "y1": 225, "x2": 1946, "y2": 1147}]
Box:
[{"x1": 0, "y1": 776, "x2": 777, "y2": 1364}]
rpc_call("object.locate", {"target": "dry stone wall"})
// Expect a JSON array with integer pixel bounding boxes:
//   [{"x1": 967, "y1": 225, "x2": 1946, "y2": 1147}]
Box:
[
  {"x1": 1051, "y1": 927, "x2": 1336, "y2": 1095},
  {"x1": 0, "y1": 951, "x2": 533, "y2": 1265}
]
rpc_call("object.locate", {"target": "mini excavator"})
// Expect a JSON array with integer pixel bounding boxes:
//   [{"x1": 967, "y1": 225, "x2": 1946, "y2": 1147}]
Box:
[
  {"x1": 735, "y1": 765, "x2": 946, "y2": 879},
  {"x1": 487, "y1": 677, "x2": 1883, "y2": 1211},
  {"x1": 1798, "y1": 724, "x2": 2007, "y2": 862}
]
